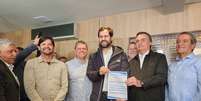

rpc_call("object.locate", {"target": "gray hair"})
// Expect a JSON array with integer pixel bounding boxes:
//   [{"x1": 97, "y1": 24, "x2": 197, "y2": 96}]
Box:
[
  {"x1": 178, "y1": 32, "x2": 197, "y2": 44},
  {"x1": 0, "y1": 39, "x2": 15, "y2": 51}
]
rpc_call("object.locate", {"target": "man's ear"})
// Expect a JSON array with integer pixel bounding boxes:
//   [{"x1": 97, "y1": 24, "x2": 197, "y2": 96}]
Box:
[{"x1": 192, "y1": 44, "x2": 196, "y2": 51}]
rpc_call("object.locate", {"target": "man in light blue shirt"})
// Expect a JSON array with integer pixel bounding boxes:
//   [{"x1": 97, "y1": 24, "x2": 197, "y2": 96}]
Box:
[
  {"x1": 65, "y1": 40, "x2": 92, "y2": 101},
  {"x1": 166, "y1": 32, "x2": 201, "y2": 101}
]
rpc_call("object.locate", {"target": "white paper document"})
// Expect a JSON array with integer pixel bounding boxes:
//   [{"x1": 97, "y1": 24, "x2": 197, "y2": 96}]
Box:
[{"x1": 107, "y1": 71, "x2": 127, "y2": 100}]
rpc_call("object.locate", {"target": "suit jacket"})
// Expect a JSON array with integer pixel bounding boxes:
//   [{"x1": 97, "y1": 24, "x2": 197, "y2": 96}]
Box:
[
  {"x1": 128, "y1": 50, "x2": 168, "y2": 101},
  {"x1": 0, "y1": 60, "x2": 20, "y2": 101},
  {"x1": 87, "y1": 46, "x2": 129, "y2": 101},
  {"x1": 13, "y1": 44, "x2": 37, "y2": 101}
]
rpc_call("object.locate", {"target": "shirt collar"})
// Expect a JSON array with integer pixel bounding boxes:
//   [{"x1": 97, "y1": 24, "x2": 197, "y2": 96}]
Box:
[
  {"x1": 176, "y1": 52, "x2": 195, "y2": 61},
  {"x1": 139, "y1": 50, "x2": 150, "y2": 57},
  {"x1": 38, "y1": 56, "x2": 58, "y2": 63},
  {"x1": 0, "y1": 58, "x2": 14, "y2": 71},
  {"x1": 103, "y1": 46, "x2": 113, "y2": 54},
  {"x1": 74, "y1": 57, "x2": 88, "y2": 64}
]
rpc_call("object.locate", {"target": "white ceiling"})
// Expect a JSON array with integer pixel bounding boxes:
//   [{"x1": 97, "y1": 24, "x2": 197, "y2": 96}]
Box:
[{"x1": 0, "y1": 0, "x2": 201, "y2": 33}]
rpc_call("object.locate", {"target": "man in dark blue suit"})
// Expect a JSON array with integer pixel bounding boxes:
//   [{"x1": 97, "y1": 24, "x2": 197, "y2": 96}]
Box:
[{"x1": 13, "y1": 35, "x2": 40, "y2": 101}]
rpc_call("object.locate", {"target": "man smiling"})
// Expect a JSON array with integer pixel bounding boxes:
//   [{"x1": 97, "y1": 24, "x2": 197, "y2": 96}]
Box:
[
  {"x1": 24, "y1": 36, "x2": 68, "y2": 101},
  {"x1": 166, "y1": 32, "x2": 201, "y2": 101}
]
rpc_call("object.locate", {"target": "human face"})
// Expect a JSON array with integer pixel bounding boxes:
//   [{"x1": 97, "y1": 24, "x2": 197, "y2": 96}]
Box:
[
  {"x1": 39, "y1": 39, "x2": 54, "y2": 56},
  {"x1": 176, "y1": 34, "x2": 195, "y2": 58},
  {"x1": 15, "y1": 48, "x2": 21, "y2": 54},
  {"x1": 98, "y1": 29, "x2": 112, "y2": 48},
  {"x1": 75, "y1": 43, "x2": 88, "y2": 59},
  {"x1": 128, "y1": 43, "x2": 138, "y2": 58},
  {"x1": 136, "y1": 34, "x2": 151, "y2": 54},
  {"x1": 0, "y1": 44, "x2": 17, "y2": 64}
]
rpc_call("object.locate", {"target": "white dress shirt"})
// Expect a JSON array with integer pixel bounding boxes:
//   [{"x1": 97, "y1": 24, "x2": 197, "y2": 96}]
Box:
[
  {"x1": 2, "y1": 59, "x2": 20, "y2": 85},
  {"x1": 139, "y1": 50, "x2": 149, "y2": 69},
  {"x1": 102, "y1": 47, "x2": 113, "y2": 92}
]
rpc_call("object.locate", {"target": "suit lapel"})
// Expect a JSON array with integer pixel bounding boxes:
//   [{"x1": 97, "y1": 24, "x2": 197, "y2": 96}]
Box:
[
  {"x1": 141, "y1": 50, "x2": 154, "y2": 71},
  {"x1": 0, "y1": 60, "x2": 20, "y2": 87},
  {"x1": 141, "y1": 54, "x2": 149, "y2": 71},
  {"x1": 135, "y1": 56, "x2": 141, "y2": 72}
]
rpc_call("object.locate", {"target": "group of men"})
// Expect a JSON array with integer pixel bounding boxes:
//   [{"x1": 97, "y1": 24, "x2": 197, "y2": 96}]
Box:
[{"x1": 0, "y1": 26, "x2": 200, "y2": 101}]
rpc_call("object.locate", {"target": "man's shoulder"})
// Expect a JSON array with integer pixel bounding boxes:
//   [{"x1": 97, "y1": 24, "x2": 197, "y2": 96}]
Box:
[
  {"x1": 193, "y1": 55, "x2": 201, "y2": 65},
  {"x1": 150, "y1": 51, "x2": 166, "y2": 57},
  {"x1": 27, "y1": 57, "x2": 39, "y2": 63},
  {"x1": 0, "y1": 60, "x2": 6, "y2": 72},
  {"x1": 113, "y1": 46, "x2": 124, "y2": 52},
  {"x1": 0, "y1": 59, "x2": 5, "y2": 66},
  {"x1": 112, "y1": 46, "x2": 126, "y2": 57},
  {"x1": 89, "y1": 50, "x2": 99, "y2": 58},
  {"x1": 53, "y1": 59, "x2": 67, "y2": 69},
  {"x1": 66, "y1": 58, "x2": 76, "y2": 65},
  {"x1": 55, "y1": 59, "x2": 65, "y2": 65}
]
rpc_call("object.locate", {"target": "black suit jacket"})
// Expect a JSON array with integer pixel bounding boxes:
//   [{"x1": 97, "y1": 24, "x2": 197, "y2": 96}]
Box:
[
  {"x1": 13, "y1": 44, "x2": 37, "y2": 101},
  {"x1": 128, "y1": 50, "x2": 168, "y2": 101},
  {"x1": 0, "y1": 60, "x2": 20, "y2": 101}
]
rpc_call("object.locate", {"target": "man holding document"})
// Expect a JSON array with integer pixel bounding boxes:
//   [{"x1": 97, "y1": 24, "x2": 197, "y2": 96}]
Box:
[
  {"x1": 127, "y1": 32, "x2": 168, "y2": 101},
  {"x1": 87, "y1": 27, "x2": 128, "y2": 101},
  {"x1": 107, "y1": 71, "x2": 128, "y2": 100}
]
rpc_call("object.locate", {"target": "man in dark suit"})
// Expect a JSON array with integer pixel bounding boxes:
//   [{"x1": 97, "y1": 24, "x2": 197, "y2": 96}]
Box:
[
  {"x1": 127, "y1": 32, "x2": 168, "y2": 101},
  {"x1": 0, "y1": 39, "x2": 19, "y2": 101},
  {"x1": 13, "y1": 35, "x2": 39, "y2": 101}
]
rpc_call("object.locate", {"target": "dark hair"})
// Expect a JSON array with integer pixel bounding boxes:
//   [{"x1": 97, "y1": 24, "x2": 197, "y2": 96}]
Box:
[
  {"x1": 74, "y1": 40, "x2": 88, "y2": 49},
  {"x1": 98, "y1": 27, "x2": 113, "y2": 37},
  {"x1": 129, "y1": 42, "x2": 136, "y2": 45},
  {"x1": 38, "y1": 36, "x2": 55, "y2": 47},
  {"x1": 16, "y1": 47, "x2": 24, "y2": 51},
  {"x1": 58, "y1": 56, "x2": 67, "y2": 63},
  {"x1": 36, "y1": 49, "x2": 41, "y2": 57},
  {"x1": 128, "y1": 42, "x2": 136, "y2": 49},
  {"x1": 178, "y1": 32, "x2": 197, "y2": 44},
  {"x1": 136, "y1": 32, "x2": 152, "y2": 42},
  {"x1": 129, "y1": 37, "x2": 136, "y2": 43},
  {"x1": 58, "y1": 56, "x2": 67, "y2": 60}
]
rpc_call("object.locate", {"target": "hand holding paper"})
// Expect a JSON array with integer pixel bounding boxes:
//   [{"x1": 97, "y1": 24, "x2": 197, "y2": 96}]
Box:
[
  {"x1": 107, "y1": 71, "x2": 127, "y2": 100},
  {"x1": 99, "y1": 66, "x2": 110, "y2": 75},
  {"x1": 127, "y1": 76, "x2": 142, "y2": 87}
]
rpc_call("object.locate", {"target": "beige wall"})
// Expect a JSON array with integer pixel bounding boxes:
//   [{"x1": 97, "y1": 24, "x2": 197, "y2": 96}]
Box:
[{"x1": 1, "y1": 2, "x2": 201, "y2": 59}]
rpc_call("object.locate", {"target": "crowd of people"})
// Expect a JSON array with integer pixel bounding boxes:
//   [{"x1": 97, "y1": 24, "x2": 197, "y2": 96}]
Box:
[{"x1": 0, "y1": 26, "x2": 200, "y2": 101}]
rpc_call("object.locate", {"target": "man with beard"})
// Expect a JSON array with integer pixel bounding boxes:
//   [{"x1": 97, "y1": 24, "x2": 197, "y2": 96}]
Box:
[
  {"x1": 24, "y1": 36, "x2": 68, "y2": 101},
  {"x1": 87, "y1": 27, "x2": 128, "y2": 101}
]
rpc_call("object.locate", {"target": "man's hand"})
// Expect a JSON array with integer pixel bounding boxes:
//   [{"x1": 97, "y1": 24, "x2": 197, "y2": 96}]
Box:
[
  {"x1": 99, "y1": 66, "x2": 109, "y2": 75},
  {"x1": 126, "y1": 76, "x2": 142, "y2": 87},
  {"x1": 33, "y1": 35, "x2": 40, "y2": 46},
  {"x1": 116, "y1": 99, "x2": 127, "y2": 101}
]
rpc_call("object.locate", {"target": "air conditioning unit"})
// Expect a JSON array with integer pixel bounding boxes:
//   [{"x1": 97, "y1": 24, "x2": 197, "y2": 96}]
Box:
[{"x1": 31, "y1": 23, "x2": 77, "y2": 40}]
